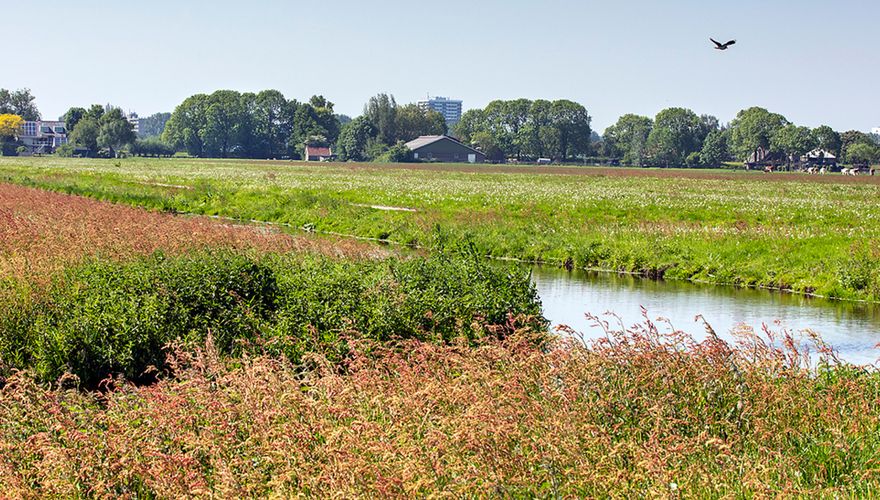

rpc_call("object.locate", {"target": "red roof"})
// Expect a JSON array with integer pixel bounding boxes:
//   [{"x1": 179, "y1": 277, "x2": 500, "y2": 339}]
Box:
[{"x1": 306, "y1": 146, "x2": 332, "y2": 157}]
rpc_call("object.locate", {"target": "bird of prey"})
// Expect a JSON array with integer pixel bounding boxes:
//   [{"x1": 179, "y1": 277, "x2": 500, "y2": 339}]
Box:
[{"x1": 710, "y1": 38, "x2": 736, "y2": 50}]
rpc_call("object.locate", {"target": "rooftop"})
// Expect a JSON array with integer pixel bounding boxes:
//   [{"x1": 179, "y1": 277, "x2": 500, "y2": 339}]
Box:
[
  {"x1": 404, "y1": 135, "x2": 483, "y2": 155},
  {"x1": 305, "y1": 146, "x2": 333, "y2": 156}
]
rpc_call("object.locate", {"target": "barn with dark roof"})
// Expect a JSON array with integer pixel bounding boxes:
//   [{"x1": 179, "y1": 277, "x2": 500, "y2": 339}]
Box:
[{"x1": 404, "y1": 135, "x2": 486, "y2": 163}]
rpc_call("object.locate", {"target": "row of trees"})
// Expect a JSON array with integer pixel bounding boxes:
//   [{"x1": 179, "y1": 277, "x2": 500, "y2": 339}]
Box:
[
  {"x1": 602, "y1": 106, "x2": 880, "y2": 167},
  {"x1": 4, "y1": 87, "x2": 879, "y2": 165},
  {"x1": 62, "y1": 104, "x2": 137, "y2": 156},
  {"x1": 450, "y1": 99, "x2": 592, "y2": 162},
  {"x1": 161, "y1": 90, "x2": 341, "y2": 158}
]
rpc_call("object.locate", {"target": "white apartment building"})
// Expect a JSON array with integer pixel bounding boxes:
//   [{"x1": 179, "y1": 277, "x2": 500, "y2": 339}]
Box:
[
  {"x1": 417, "y1": 96, "x2": 463, "y2": 127},
  {"x1": 126, "y1": 112, "x2": 140, "y2": 135}
]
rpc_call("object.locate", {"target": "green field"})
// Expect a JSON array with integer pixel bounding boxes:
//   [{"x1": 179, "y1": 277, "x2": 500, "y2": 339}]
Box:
[
  {"x1": 5, "y1": 157, "x2": 880, "y2": 495},
  {"x1": 2, "y1": 156, "x2": 879, "y2": 300}
]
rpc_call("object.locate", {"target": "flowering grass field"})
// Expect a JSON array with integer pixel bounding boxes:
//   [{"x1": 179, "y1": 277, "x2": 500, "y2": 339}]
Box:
[
  {"x1": 4, "y1": 320, "x2": 880, "y2": 497},
  {"x1": 2, "y1": 156, "x2": 879, "y2": 300},
  {"x1": 3, "y1": 160, "x2": 880, "y2": 495}
]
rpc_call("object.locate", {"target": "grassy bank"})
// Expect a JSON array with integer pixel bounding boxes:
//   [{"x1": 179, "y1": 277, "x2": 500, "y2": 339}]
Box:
[
  {"x1": 0, "y1": 183, "x2": 544, "y2": 386},
  {"x1": 2, "y1": 157, "x2": 880, "y2": 300},
  {"x1": 3, "y1": 323, "x2": 880, "y2": 496}
]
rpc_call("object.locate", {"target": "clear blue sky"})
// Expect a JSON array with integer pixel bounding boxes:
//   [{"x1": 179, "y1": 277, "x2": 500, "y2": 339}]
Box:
[{"x1": 6, "y1": 0, "x2": 878, "y2": 132}]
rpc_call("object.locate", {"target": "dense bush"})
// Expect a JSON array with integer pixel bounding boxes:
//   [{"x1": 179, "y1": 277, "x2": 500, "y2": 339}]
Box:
[
  {"x1": 129, "y1": 137, "x2": 175, "y2": 157},
  {"x1": 54, "y1": 143, "x2": 75, "y2": 157},
  {"x1": 0, "y1": 250, "x2": 545, "y2": 386}
]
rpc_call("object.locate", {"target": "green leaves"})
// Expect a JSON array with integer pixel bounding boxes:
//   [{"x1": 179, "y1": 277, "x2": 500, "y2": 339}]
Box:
[{"x1": 1, "y1": 250, "x2": 545, "y2": 387}]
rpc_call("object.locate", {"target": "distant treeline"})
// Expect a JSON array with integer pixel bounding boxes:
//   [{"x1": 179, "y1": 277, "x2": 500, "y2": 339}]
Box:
[
  {"x1": 2, "y1": 86, "x2": 880, "y2": 165},
  {"x1": 452, "y1": 99, "x2": 593, "y2": 162},
  {"x1": 137, "y1": 112, "x2": 170, "y2": 139},
  {"x1": 597, "y1": 107, "x2": 880, "y2": 167}
]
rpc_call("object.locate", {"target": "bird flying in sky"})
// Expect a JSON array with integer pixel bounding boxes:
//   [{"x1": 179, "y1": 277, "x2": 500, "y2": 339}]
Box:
[{"x1": 710, "y1": 38, "x2": 736, "y2": 50}]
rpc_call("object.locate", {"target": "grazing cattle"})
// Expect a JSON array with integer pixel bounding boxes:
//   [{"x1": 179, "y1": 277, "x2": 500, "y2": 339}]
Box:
[{"x1": 819, "y1": 167, "x2": 826, "y2": 175}]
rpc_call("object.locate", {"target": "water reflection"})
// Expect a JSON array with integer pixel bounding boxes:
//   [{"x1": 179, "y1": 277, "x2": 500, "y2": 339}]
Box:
[{"x1": 531, "y1": 266, "x2": 880, "y2": 365}]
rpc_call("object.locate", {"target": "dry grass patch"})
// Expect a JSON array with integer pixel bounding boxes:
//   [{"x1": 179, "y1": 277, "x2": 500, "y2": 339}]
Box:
[{"x1": 0, "y1": 183, "x2": 384, "y2": 283}]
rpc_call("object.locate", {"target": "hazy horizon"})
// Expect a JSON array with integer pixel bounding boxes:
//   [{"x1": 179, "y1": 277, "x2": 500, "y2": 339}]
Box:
[{"x1": 5, "y1": 0, "x2": 878, "y2": 132}]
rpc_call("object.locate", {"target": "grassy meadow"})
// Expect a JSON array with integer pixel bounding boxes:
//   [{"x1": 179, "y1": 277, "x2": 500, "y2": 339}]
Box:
[
  {"x1": 2, "y1": 156, "x2": 879, "y2": 300},
  {"x1": 4, "y1": 157, "x2": 880, "y2": 496}
]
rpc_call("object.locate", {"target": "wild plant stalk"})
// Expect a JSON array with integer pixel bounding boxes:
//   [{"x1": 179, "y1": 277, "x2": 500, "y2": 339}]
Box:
[{"x1": 1, "y1": 320, "x2": 878, "y2": 497}]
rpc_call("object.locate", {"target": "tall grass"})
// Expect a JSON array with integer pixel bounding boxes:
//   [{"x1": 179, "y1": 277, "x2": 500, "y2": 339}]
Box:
[{"x1": 2, "y1": 320, "x2": 879, "y2": 496}]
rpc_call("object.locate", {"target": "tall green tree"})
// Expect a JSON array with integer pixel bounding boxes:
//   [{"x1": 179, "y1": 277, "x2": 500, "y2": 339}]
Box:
[
  {"x1": 336, "y1": 116, "x2": 377, "y2": 161},
  {"x1": 770, "y1": 124, "x2": 817, "y2": 167},
  {"x1": 647, "y1": 107, "x2": 702, "y2": 166},
  {"x1": 548, "y1": 100, "x2": 591, "y2": 160},
  {"x1": 523, "y1": 100, "x2": 554, "y2": 159},
  {"x1": 291, "y1": 99, "x2": 340, "y2": 153},
  {"x1": 395, "y1": 104, "x2": 446, "y2": 142},
  {"x1": 252, "y1": 90, "x2": 292, "y2": 158},
  {"x1": 452, "y1": 109, "x2": 487, "y2": 144},
  {"x1": 844, "y1": 143, "x2": 878, "y2": 166},
  {"x1": 840, "y1": 130, "x2": 875, "y2": 163},
  {"x1": 202, "y1": 91, "x2": 246, "y2": 157},
  {"x1": 603, "y1": 114, "x2": 653, "y2": 165},
  {"x1": 308, "y1": 95, "x2": 340, "y2": 144},
  {"x1": 697, "y1": 114, "x2": 720, "y2": 145},
  {"x1": 728, "y1": 107, "x2": 789, "y2": 161},
  {"x1": 61, "y1": 107, "x2": 87, "y2": 133},
  {"x1": 96, "y1": 108, "x2": 137, "y2": 155},
  {"x1": 811, "y1": 125, "x2": 841, "y2": 157},
  {"x1": 163, "y1": 94, "x2": 210, "y2": 156},
  {"x1": 699, "y1": 129, "x2": 730, "y2": 167},
  {"x1": 69, "y1": 118, "x2": 100, "y2": 152},
  {"x1": 0, "y1": 88, "x2": 40, "y2": 121},
  {"x1": 363, "y1": 94, "x2": 398, "y2": 146}
]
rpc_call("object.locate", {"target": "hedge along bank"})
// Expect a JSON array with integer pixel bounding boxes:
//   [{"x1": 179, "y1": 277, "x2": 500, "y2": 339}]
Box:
[{"x1": 0, "y1": 249, "x2": 546, "y2": 387}]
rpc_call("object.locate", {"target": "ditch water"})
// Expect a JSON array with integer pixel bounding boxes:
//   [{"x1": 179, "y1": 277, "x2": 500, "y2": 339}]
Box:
[{"x1": 531, "y1": 266, "x2": 880, "y2": 365}]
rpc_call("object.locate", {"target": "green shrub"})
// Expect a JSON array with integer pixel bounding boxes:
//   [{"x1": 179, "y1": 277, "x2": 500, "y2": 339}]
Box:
[
  {"x1": 1, "y1": 250, "x2": 545, "y2": 386},
  {"x1": 55, "y1": 144, "x2": 75, "y2": 157}
]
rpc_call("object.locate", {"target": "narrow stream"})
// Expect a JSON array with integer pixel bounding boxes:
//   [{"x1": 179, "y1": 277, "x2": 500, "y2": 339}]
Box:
[{"x1": 531, "y1": 266, "x2": 880, "y2": 365}]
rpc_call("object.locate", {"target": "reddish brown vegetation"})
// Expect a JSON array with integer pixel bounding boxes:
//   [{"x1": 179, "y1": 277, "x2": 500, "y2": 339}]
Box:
[
  {"x1": 0, "y1": 183, "x2": 382, "y2": 282},
  {"x1": 2, "y1": 321, "x2": 878, "y2": 497}
]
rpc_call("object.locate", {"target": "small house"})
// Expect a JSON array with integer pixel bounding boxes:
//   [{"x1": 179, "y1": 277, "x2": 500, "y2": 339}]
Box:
[
  {"x1": 304, "y1": 146, "x2": 334, "y2": 162},
  {"x1": 800, "y1": 148, "x2": 837, "y2": 167},
  {"x1": 404, "y1": 135, "x2": 486, "y2": 164}
]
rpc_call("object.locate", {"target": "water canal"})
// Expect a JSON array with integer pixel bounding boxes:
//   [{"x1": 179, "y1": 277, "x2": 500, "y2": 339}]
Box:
[{"x1": 531, "y1": 266, "x2": 880, "y2": 365}]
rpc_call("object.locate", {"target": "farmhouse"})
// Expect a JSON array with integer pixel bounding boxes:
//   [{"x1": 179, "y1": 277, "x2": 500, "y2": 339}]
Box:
[
  {"x1": 304, "y1": 145, "x2": 334, "y2": 162},
  {"x1": 744, "y1": 146, "x2": 787, "y2": 169},
  {"x1": 800, "y1": 148, "x2": 837, "y2": 167},
  {"x1": 404, "y1": 135, "x2": 486, "y2": 163}
]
